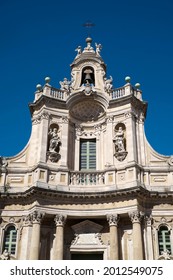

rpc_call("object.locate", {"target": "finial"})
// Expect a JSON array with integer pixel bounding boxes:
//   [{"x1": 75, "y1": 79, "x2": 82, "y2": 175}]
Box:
[
  {"x1": 135, "y1": 83, "x2": 140, "y2": 89},
  {"x1": 125, "y1": 76, "x2": 131, "y2": 83},
  {"x1": 45, "y1": 77, "x2": 51, "y2": 84},
  {"x1": 36, "y1": 84, "x2": 42, "y2": 91}
]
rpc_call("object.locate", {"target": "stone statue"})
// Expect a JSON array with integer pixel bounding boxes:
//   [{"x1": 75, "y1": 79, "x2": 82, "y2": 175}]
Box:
[
  {"x1": 95, "y1": 43, "x2": 102, "y2": 56},
  {"x1": 113, "y1": 126, "x2": 128, "y2": 161},
  {"x1": 75, "y1": 46, "x2": 82, "y2": 57},
  {"x1": 47, "y1": 127, "x2": 61, "y2": 162},
  {"x1": 114, "y1": 127, "x2": 125, "y2": 152},
  {"x1": 59, "y1": 78, "x2": 71, "y2": 92},
  {"x1": 0, "y1": 249, "x2": 10, "y2": 260},
  {"x1": 104, "y1": 76, "x2": 113, "y2": 92},
  {"x1": 48, "y1": 128, "x2": 61, "y2": 153}
]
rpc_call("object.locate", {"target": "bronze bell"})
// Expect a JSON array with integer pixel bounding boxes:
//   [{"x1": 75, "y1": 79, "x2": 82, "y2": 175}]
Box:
[{"x1": 84, "y1": 69, "x2": 93, "y2": 84}]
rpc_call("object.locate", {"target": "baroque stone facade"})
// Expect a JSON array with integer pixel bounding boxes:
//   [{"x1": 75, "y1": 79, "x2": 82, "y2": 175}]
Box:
[{"x1": 0, "y1": 37, "x2": 173, "y2": 260}]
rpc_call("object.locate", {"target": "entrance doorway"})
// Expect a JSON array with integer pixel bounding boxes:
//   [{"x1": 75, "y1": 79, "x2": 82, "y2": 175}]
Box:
[{"x1": 71, "y1": 252, "x2": 103, "y2": 260}]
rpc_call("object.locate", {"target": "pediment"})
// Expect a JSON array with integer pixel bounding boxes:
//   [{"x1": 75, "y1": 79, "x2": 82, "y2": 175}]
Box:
[{"x1": 71, "y1": 220, "x2": 103, "y2": 234}]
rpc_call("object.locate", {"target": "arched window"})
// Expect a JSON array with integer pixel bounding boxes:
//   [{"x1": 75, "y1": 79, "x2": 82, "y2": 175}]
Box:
[
  {"x1": 3, "y1": 226, "x2": 17, "y2": 255},
  {"x1": 158, "y1": 226, "x2": 171, "y2": 255}
]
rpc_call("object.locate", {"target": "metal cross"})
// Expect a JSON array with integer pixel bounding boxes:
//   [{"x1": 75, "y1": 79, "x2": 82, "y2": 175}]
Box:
[{"x1": 83, "y1": 21, "x2": 95, "y2": 37}]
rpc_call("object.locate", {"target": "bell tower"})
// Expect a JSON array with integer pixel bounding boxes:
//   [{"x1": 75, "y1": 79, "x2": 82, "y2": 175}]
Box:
[{"x1": 27, "y1": 36, "x2": 148, "y2": 187}]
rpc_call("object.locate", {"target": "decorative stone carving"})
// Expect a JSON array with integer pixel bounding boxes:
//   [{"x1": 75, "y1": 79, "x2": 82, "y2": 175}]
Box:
[
  {"x1": 32, "y1": 112, "x2": 49, "y2": 125},
  {"x1": 168, "y1": 156, "x2": 173, "y2": 166},
  {"x1": 129, "y1": 210, "x2": 144, "y2": 223},
  {"x1": 104, "y1": 76, "x2": 113, "y2": 93},
  {"x1": 145, "y1": 215, "x2": 153, "y2": 226},
  {"x1": 23, "y1": 214, "x2": 32, "y2": 226},
  {"x1": 54, "y1": 214, "x2": 66, "y2": 227},
  {"x1": 113, "y1": 124, "x2": 128, "y2": 161},
  {"x1": 158, "y1": 249, "x2": 173, "y2": 260},
  {"x1": 47, "y1": 125, "x2": 61, "y2": 163},
  {"x1": 75, "y1": 46, "x2": 82, "y2": 58},
  {"x1": 59, "y1": 77, "x2": 71, "y2": 93},
  {"x1": 0, "y1": 156, "x2": 8, "y2": 169},
  {"x1": 70, "y1": 100, "x2": 105, "y2": 121},
  {"x1": 95, "y1": 43, "x2": 102, "y2": 56},
  {"x1": 71, "y1": 233, "x2": 104, "y2": 246},
  {"x1": 30, "y1": 211, "x2": 44, "y2": 224},
  {"x1": 0, "y1": 249, "x2": 10, "y2": 260},
  {"x1": 107, "y1": 214, "x2": 120, "y2": 226},
  {"x1": 83, "y1": 81, "x2": 95, "y2": 96}
]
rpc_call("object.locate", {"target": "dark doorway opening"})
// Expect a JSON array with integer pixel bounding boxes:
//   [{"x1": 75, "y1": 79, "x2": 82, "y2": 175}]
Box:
[{"x1": 71, "y1": 252, "x2": 103, "y2": 260}]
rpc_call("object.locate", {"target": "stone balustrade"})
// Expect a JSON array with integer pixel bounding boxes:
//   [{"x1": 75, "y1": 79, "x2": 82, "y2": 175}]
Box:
[
  {"x1": 112, "y1": 87, "x2": 125, "y2": 99},
  {"x1": 40, "y1": 84, "x2": 141, "y2": 102},
  {"x1": 50, "y1": 88, "x2": 65, "y2": 100},
  {"x1": 69, "y1": 171, "x2": 105, "y2": 186}
]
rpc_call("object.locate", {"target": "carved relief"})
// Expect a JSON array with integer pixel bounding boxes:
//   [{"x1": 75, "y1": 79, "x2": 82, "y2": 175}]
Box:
[
  {"x1": 32, "y1": 112, "x2": 49, "y2": 125},
  {"x1": 30, "y1": 211, "x2": 44, "y2": 224},
  {"x1": 47, "y1": 124, "x2": 61, "y2": 163},
  {"x1": 129, "y1": 210, "x2": 144, "y2": 223},
  {"x1": 113, "y1": 123, "x2": 127, "y2": 161},
  {"x1": 54, "y1": 214, "x2": 66, "y2": 227},
  {"x1": 107, "y1": 214, "x2": 120, "y2": 226},
  {"x1": 70, "y1": 100, "x2": 105, "y2": 121},
  {"x1": 168, "y1": 156, "x2": 173, "y2": 166}
]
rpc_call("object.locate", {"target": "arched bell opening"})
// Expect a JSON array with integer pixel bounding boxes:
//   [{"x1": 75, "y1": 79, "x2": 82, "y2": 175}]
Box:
[{"x1": 81, "y1": 66, "x2": 95, "y2": 86}]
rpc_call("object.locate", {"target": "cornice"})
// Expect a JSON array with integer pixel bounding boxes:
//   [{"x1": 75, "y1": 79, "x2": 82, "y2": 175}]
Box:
[
  {"x1": 109, "y1": 94, "x2": 148, "y2": 117},
  {"x1": 29, "y1": 95, "x2": 66, "y2": 115},
  {"x1": 0, "y1": 185, "x2": 173, "y2": 204}
]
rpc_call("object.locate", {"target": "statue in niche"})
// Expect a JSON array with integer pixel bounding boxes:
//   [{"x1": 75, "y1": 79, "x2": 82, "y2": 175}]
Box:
[
  {"x1": 113, "y1": 125, "x2": 127, "y2": 161},
  {"x1": 114, "y1": 127, "x2": 125, "y2": 152},
  {"x1": 104, "y1": 76, "x2": 113, "y2": 93},
  {"x1": 47, "y1": 126, "x2": 61, "y2": 162}
]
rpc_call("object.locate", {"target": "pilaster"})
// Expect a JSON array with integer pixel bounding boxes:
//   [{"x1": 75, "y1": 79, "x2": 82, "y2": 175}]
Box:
[{"x1": 145, "y1": 215, "x2": 154, "y2": 260}]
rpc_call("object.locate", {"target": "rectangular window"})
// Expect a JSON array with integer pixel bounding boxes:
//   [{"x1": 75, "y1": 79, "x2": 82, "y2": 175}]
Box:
[{"x1": 80, "y1": 139, "x2": 96, "y2": 170}]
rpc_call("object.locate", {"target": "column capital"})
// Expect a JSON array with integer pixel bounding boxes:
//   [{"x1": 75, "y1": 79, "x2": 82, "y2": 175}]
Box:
[
  {"x1": 30, "y1": 211, "x2": 44, "y2": 224},
  {"x1": 144, "y1": 215, "x2": 153, "y2": 226},
  {"x1": 107, "y1": 214, "x2": 120, "y2": 226},
  {"x1": 129, "y1": 210, "x2": 144, "y2": 224},
  {"x1": 54, "y1": 214, "x2": 66, "y2": 227},
  {"x1": 23, "y1": 214, "x2": 33, "y2": 226}
]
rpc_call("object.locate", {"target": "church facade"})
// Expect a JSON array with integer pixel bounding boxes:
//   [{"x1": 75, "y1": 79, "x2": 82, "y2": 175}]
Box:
[{"x1": 0, "y1": 37, "x2": 173, "y2": 260}]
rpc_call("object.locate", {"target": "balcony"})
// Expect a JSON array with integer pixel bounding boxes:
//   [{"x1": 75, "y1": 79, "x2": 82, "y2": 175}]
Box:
[{"x1": 69, "y1": 171, "x2": 105, "y2": 186}]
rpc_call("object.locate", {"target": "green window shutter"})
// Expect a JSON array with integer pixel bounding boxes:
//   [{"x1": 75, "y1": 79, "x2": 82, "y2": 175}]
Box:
[
  {"x1": 3, "y1": 226, "x2": 17, "y2": 255},
  {"x1": 80, "y1": 139, "x2": 96, "y2": 170},
  {"x1": 158, "y1": 226, "x2": 172, "y2": 254}
]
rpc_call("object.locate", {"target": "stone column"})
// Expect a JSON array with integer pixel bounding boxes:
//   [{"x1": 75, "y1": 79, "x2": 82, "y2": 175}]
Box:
[
  {"x1": 53, "y1": 214, "x2": 66, "y2": 260},
  {"x1": 145, "y1": 215, "x2": 154, "y2": 260},
  {"x1": 129, "y1": 211, "x2": 144, "y2": 260},
  {"x1": 107, "y1": 214, "x2": 120, "y2": 260},
  {"x1": 17, "y1": 214, "x2": 32, "y2": 259},
  {"x1": 29, "y1": 211, "x2": 44, "y2": 260}
]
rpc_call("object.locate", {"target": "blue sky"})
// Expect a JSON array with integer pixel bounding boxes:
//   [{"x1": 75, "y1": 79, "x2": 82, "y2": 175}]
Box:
[{"x1": 0, "y1": 0, "x2": 173, "y2": 157}]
